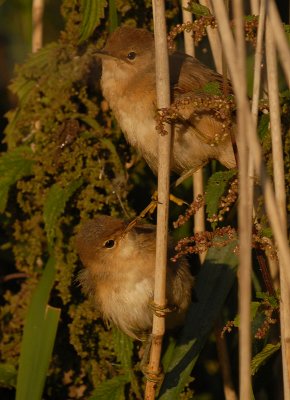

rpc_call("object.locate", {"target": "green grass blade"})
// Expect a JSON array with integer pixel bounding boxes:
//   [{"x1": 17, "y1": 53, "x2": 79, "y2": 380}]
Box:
[
  {"x1": 16, "y1": 256, "x2": 60, "y2": 400},
  {"x1": 158, "y1": 240, "x2": 238, "y2": 399}
]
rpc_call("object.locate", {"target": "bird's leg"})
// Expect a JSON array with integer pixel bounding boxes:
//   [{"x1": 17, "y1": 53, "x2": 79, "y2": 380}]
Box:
[{"x1": 138, "y1": 191, "x2": 188, "y2": 220}]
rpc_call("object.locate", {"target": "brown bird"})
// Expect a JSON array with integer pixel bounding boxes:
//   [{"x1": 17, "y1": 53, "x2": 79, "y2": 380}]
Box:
[
  {"x1": 75, "y1": 215, "x2": 194, "y2": 340},
  {"x1": 97, "y1": 27, "x2": 236, "y2": 179}
]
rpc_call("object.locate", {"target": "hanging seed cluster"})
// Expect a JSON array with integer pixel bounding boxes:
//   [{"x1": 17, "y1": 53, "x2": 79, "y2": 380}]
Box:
[
  {"x1": 173, "y1": 194, "x2": 205, "y2": 228},
  {"x1": 172, "y1": 226, "x2": 237, "y2": 261},
  {"x1": 167, "y1": 15, "x2": 259, "y2": 51},
  {"x1": 167, "y1": 17, "x2": 217, "y2": 51},
  {"x1": 156, "y1": 94, "x2": 235, "y2": 145},
  {"x1": 207, "y1": 177, "x2": 238, "y2": 224}
]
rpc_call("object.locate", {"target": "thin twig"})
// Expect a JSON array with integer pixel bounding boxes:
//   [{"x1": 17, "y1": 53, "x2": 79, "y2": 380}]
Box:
[
  {"x1": 265, "y1": 16, "x2": 290, "y2": 398},
  {"x1": 144, "y1": 1, "x2": 172, "y2": 399}
]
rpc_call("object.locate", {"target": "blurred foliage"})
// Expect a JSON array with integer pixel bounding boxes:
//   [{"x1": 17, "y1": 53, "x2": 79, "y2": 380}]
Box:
[{"x1": 0, "y1": 0, "x2": 288, "y2": 399}]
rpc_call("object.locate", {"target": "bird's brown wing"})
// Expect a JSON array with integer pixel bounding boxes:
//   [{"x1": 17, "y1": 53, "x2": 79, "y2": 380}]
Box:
[{"x1": 170, "y1": 52, "x2": 234, "y2": 146}]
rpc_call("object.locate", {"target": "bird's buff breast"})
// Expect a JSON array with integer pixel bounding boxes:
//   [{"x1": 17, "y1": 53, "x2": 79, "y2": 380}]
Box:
[
  {"x1": 101, "y1": 65, "x2": 159, "y2": 172},
  {"x1": 97, "y1": 276, "x2": 154, "y2": 339}
]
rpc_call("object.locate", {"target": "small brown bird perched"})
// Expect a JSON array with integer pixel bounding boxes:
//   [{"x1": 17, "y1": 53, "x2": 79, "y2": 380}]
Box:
[
  {"x1": 97, "y1": 27, "x2": 236, "y2": 178},
  {"x1": 76, "y1": 215, "x2": 194, "y2": 340}
]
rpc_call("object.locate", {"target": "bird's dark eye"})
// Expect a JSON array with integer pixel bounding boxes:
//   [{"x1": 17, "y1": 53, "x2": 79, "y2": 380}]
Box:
[
  {"x1": 104, "y1": 239, "x2": 115, "y2": 248},
  {"x1": 127, "y1": 51, "x2": 136, "y2": 60}
]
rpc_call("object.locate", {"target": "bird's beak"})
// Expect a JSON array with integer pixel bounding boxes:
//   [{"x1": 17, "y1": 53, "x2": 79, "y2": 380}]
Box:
[{"x1": 94, "y1": 50, "x2": 117, "y2": 60}]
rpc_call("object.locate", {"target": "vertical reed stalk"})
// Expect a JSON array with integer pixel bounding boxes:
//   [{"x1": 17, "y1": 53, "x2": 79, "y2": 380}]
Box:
[
  {"x1": 233, "y1": 1, "x2": 253, "y2": 398},
  {"x1": 212, "y1": 1, "x2": 290, "y2": 398},
  {"x1": 265, "y1": 17, "x2": 290, "y2": 398},
  {"x1": 144, "y1": 1, "x2": 172, "y2": 398},
  {"x1": 182, "y1": 0, "x2": 206, "y2": 263},
  {"x1": 215, "y1": 322, "x2": 238, "y2": 400},
  {"x1": 199, "y1": 0, "x2": 223, "y2": 73},
  {"x1": 198, "y1": 2, "x2": 237, "y2": 397},
  {"x1": 268, "y1": 1, "x2": 290, "y2": 88},
  {"x1": 250, "y1": 0, "x2": 260, "y2": 15},
  {"x1": 32, "y1": 0, "x2": 44, "y2": 52},
  {"x1": 211, "y1": 0, "x2": 290, "y2": 284}
]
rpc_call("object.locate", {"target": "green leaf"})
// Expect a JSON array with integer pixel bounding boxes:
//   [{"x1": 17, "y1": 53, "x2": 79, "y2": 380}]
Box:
[
  {"x1": 251, "y1": 343, "x2": 281, "y2": 375},
  {"x1": 112, "y1": 327, "x2": 133, "y2": 370},
  {"x1": 202, "y1": 81, "x2": 222, "y2": 95},
  {"x1": 158, "y1": 240, "x2": 238, "y2": 399},
  {"x1": 259, "y1": 227, "x2": 272, "y2": 238},
  {"x1": 256, "y1": 292, "x2": 279, "y2": 308},
  {"x1": 109, "y1": 0, "x2": 118, "y2": 33},
  {"x1": 184, "y1": 1, "x2": 211, "y2": 16},
  {"x1": 0, "y1": 363, "x2": 17, "y2": 388},
  {"x1": 0, "y1": 146, "x2": 34, "y2": 213},
  {"x1": 205, "y1": 169, "x2": 237, "y2": 224},
  {"x1": 9, "y1": 44, "x2": 59, "y2": 101},
  {"x1": 16, "y1": 257, "x2": 61, "y2": 400},
  {"x1": 233, "y1": 302, "x2": 260, "y2": 327},
  {"x1": 43, "y1": 179, "x2": 83, "y2": 247},
  {"x1": 258, "y1": 114, "x2": 270, "y2": 139},
  {"x1": 89, "y1": 375, "x2": 130, "y2": 400},
  {"x1": 79, "y1": 0, "x2": 108, "y2": 43}
]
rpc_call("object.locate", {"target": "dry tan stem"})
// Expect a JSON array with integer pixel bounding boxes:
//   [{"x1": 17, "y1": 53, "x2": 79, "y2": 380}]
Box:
[
  {"x1": 232, "y1": 1, "x2": 253, "y2": 398},
  {"x1": 211, "y1": 0, "x2": 290, "y2": 286},
  {"x1": 250, "y1": 0, "x2": 266, "y2": 241},
  {"x1": 215, "y1": 322, "x2": 238, "y2": 400},
  {"x1": 250, "y1": 0, "x2": 260, "y2": 15},
  {"x1": 32, "y1": 0, "x2": 44, "y2": 52},
  {"x1": 212, "y1": 1, "x2": 290, "y2": 398},
  {"x1": 182, "y1": 0, "x2": 206, "y2": 263},
  {"x1": 251, "y1": 0, "x2": 279, "y2": 289},
  {"x1": 251, "y1": 0, "x2": 266, "y2": 125},
  {"x1": 266, "y1": 18, "x2": 290, "y2": 398},
  {"x1": 199, "y1": 0, "x2": 223, "y2": 72},
  {"x1": 144, "y1": 1, "x2": 172, "y2": 399},
  {"x1": 182, "y1": 0, "x2": 195, "y2": 57},
  {"x1": 268, "y1": 1, "x2": 290, "y2": 88}
]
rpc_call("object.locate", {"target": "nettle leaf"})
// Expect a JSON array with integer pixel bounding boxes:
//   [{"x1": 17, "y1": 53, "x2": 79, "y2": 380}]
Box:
[
  {"x1": 251, "y1": 343, "x2": 281, "y2": 376},
  {"x1": 79, "y1": 0, "x2": 108, "y2": 43},
  {"x1": 89, "y1": 374, "x2": 130, "y2": 400},
  {"x1": 0, "y1": 363, "x2": 17, "y2": 388},
  {"x1": 184, "y1": 1, "x2": 211, "y2": 16},
  {"x1": 260, "y1": 227, "x2": 273, "y2": 239},
  {"x1": 10, "y1": 43, "x2": 59, "y2": 102},
  {"x1": 109, "y1": 0, "x2": 118, "y2": 33},
  {"x1": 233, "y1": 302, "x2": 260, "y2": 327},
  {"x1": 44, "y1": 179, "x2": 83, "y2": 247},
  {"x1": 112, "y1": 327, "x2": 133, "y2": 370},
  {"x1": 0, "y1": 146, "x2": 34, "y2": 213},
  {"x1": 205, "y1": 169, "x2": 237, "y2": 224},
  {"x1": 159, "y1": 240, "x2": 238, "y2": 399},
  {"x1": 258, "y1": 114, "x2": 270, "y2": 139},
  {"x1": 202, "y1": 81, "x2": 222, "y2": 95},
  {"x1": 256, "y1": 292, "x2": 279, "y2": 308}
]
